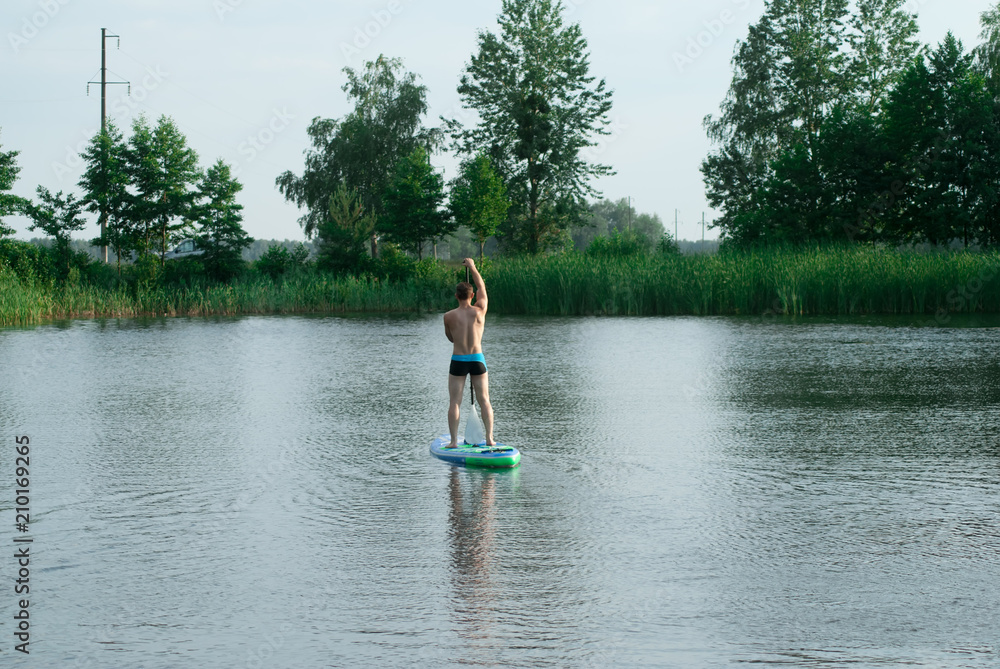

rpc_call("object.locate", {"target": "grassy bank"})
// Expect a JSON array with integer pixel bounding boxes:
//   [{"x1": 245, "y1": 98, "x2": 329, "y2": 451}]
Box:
[
  {"x1": 0, "y1": 270, "x2": 457, "y2": 327},
  {"x1": 489, "y1": 247, "x2": 1000, "y2": 317},
  {"x1": 2, "y1": 246, "x2": 999, "y2": 326}
]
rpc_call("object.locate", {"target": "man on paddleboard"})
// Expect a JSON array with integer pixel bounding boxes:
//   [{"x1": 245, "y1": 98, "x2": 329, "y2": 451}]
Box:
[{"x1": 444, "y1": 258, "x2": 495, "y2": 448}]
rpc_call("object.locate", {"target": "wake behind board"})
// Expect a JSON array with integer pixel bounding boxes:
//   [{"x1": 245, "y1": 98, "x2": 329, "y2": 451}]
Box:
[{"x1": 430, "y1": 435, "x2": 521, "y2": 469}]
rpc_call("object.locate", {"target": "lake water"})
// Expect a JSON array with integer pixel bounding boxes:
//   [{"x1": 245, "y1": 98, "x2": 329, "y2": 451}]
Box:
[{"x1": 1, "y1": 314, "x2": 998, "y2": 668}]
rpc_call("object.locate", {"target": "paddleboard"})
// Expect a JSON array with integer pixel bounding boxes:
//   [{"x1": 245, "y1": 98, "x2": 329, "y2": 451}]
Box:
[{"x1": 430, "y1": 435, "x2": 521, "y2": 469}]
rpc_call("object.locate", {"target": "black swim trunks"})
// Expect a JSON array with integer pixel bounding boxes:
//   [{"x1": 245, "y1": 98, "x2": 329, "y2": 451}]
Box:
[{"x1": 450, "y1": 353, "x2": 488, "y2": 377}]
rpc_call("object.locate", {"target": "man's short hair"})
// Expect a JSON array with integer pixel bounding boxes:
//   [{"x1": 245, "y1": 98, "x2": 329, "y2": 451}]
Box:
[{"x1": 456, "y1": 282, "x2": 474, "y2": 300}]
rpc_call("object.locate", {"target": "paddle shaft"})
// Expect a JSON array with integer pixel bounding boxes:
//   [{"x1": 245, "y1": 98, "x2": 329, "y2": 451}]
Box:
[
  {"x1": 465, "y1": 266, "x2": 473, "y2": 408},
  {"x1": 467, "y1": 265, "x2": 475, "y2": 410},
  {"x1": 465, "y1": 265, "x2": 478, "y2": 426}
]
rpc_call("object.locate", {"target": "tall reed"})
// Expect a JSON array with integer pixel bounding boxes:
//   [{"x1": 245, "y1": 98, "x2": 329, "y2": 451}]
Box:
[
  {"x1": 0, "y1": 271, "x2": 456, "y2": 327},
  {"x1": 2, "y1": 247, "x2": 999, "y2": 326},
  {"x1": 486, "y1": 247, "x2": 1000, "y2": 317}
]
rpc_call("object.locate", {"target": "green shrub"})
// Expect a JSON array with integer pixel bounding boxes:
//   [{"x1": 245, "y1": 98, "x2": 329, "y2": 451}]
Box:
[
  {"x1": 586, "y1": 230, "x2": 648, "y2": 258},
  {"x1": 256, "y1": 243, "x2": 311, "y2": 281},
  {"x1": 256, "y1": 244, "x2": 292, "y2": 280},
  {"x1": 415, "y1": 257, "x2": 453, "y2": 281},
  {"x1": 656, "y1": 235, "x2": 680, "y2": 255},
  {"x1": 0, "y1": 239, "x2": 53, "y2": 284},
  {"x1": 290, "y1": 243, "x2": 310, "y2": 267},
  {"x1": 81, "y1": 258, "x2": 121, "y2": 289},
  {"x1": 128, "y1": 253, "x2": 162, "y2": 291},
  {"x1": 163, "y1": 257, "x2": 206, "y2": 287},
  {"x1": 371, "y1": 243, "x2": 417, "y2": 282}
]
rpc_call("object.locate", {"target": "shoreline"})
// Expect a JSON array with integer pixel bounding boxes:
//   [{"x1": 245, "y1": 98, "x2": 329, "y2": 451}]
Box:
[{"x1": 3, "y1": 247, "x2": 999, "y2": 327}]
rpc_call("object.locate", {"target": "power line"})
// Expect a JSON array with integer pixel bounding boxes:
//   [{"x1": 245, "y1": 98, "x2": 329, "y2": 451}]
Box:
[
  {"x1": 0, "y1": 97, "x2": 86, "y2": 104},
  {"x1": 86, "y1": 28, "x2": 130, "y2": 264}
]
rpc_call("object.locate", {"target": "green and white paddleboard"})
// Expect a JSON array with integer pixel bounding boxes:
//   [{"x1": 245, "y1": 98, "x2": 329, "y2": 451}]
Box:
[{"x1": 429, "y1": 435, "x2": 521, "y2": 469}]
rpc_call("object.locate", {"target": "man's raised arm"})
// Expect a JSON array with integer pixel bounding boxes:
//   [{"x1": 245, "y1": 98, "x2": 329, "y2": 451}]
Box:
[{"x1": 464, "y1": 258, "x2": 488, "y2": 312}]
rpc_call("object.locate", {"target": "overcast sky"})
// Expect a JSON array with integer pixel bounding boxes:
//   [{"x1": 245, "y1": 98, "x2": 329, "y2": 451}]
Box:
[{"x1": 0, "y1": 0, "x2": 988, "y2": 244}]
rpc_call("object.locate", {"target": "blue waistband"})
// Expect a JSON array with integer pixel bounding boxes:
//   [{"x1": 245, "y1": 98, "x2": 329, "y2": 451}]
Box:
[{"x1": 452, "y1": 353, "x2": 486, "y2": 363}]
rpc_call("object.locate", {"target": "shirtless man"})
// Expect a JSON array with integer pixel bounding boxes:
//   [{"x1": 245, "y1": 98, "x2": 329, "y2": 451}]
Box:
[{"x1": 444, "y1": 258, "x2": 495, "y2": 448}]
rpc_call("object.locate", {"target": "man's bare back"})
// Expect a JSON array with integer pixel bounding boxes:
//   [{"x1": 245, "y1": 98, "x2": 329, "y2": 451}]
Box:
[
  {"x1": 444, "y1": 300, "x2": 485, "y2": 355},
  {"x1": 444, "y1": 259, "x2": 494, "y2": 447}
]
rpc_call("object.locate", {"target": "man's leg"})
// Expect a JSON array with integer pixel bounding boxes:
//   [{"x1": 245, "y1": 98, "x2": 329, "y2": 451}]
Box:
[
  {"x1": 448, "y1": 374, "x2": 466, "y2": 447},
  {"x1": 471, "y1": 372, "x2": 495, "y2": 446}
]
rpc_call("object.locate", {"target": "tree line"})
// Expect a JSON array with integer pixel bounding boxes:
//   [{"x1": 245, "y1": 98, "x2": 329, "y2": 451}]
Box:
[
  {"x1": 703, "y1": 0, "x2": 1000, "y2": 248},
  {"x1": 2, "y1": 0, "x2": 638, "y2": 283},
  {"x1": 0, "y1": 115, "x2": 252, "y2": 282},
  {"x1": 276, "y1": 0, "x2": 627, "y2": 274},
  {"x1": 4, "y1": 0, "x2": 996, "y2": 290}
]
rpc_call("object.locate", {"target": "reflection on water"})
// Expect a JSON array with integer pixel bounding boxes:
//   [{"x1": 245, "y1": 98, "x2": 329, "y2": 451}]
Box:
[
  {"x1": 448, "y1": 470, "x2": 499, "y2": 648},
  {"x1": 0, "y1": 314, "x2": 998, "y2": 668}
]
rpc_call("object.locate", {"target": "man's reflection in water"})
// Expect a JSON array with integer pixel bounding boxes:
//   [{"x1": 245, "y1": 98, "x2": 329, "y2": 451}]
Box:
[{"x1": 448, "y1": 468, "x2": 499, "y2": 641}]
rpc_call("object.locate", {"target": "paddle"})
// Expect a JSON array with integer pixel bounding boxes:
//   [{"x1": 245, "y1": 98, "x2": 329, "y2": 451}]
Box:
[
  {"x1": 465, "y1": 379, "x2": 486, "y2": 446},
  {"x1": 459, "y1": 261, "x2": 487, "y2": 445}
]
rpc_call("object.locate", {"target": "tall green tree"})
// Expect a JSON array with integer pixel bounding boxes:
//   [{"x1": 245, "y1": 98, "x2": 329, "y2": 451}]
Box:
[
  {"x1": 382, "y1": 146, "x2": 452, "y2": 259},
  {"x1": 750, "y1": 105, "x2": 889, "y2": 245},
  {"x1": 446, "y1": 0, "x2": 614, "y2": 254},
  {"x1": 703, "y1": 0, "x2": 925, "y2": 245},
  {"x1": 704, "y1": 0, "x2": 850, "y2": 159},
  {"x1": 152, "y1": 117, "x2": 201, "y2": 264},
  {"x1": 125, "y1": 117, "x2": 160, "y2": 256},
  {"x1": 190, "y1": 160, "x2": 253, "y2": 281},
  {"x1": 0, "y1": 132, "x2": 29, "y2": 239},
  {"x1": 79, "y1": 122, "x2": 130, "y2": 268},
  {"x1": 26, "y1": 187, "x2": 87, "y2": 278},
  {"x1": 703, "y1": 0, "x2": 854, "y2": 244},
  {"x1": 277, "y1": 56, "x2": 439, "y2": 257},
  {"x1": 846, "y1": 0, "x2": 921, "y2": 113},
  {"x1": 450, "y1": 154, "x2": 510, "y2": 260},
  {"x1": 882, "y1": 34, "x2": 999, "y2": 246},
  {"x1": 702, "y1": 17, "x2": 785, "y2": 246},
  {"x1": 975, "y1": 2, "x2": 1000, "y2": 97},
  {"x1": 768, "y1": 0, "x2": 850, "y2": 144},
  {"x1": 125, "y1": 116, "x2": 201, "y2": 262},
  {"x1": 317, "y1": 183, "x2": 375, "y2": 275}
]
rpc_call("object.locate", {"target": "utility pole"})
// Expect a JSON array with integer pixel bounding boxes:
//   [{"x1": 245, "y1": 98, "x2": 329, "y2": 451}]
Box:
[
  {"x1": 702, "y1": 212, "x2": 706, "y2": 247},
  {"x1": 674, "y1": 209, "x2": 678, "y2": 245},
  {"x1": 87, "y1": 29, "x2": 129, "y2": 264},
  {"x1": 627, "y1": 196, "x2": 632, "y2": 231}
]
